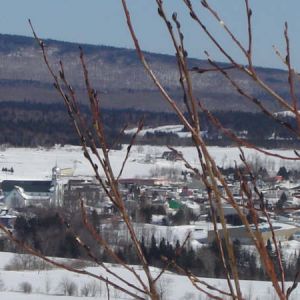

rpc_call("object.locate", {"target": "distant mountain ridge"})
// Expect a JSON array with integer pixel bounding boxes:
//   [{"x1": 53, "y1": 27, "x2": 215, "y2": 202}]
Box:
[{"x1": 0, "y1": 33, "x2": 297, "y2": 112}]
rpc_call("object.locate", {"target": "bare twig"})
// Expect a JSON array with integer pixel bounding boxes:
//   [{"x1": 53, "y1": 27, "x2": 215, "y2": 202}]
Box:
[
  {"x1": 30, "y1": 18, "x2": 159, "y2": 300},
  {"x1": 58, "y1": 212, "x2": 147, "y2": 295},
  {"x1": 117, "y1": 118, "x2": 144, "y2": 180},
  {"x1": 284, "y1": 22, "x2": 300, "y2": 131},
  {"x1": 199, "y1": 101, "x2": 300, "y2": 161},
  {"x1": 79, "y1": 200, "x2": 148, "y2": 292}
]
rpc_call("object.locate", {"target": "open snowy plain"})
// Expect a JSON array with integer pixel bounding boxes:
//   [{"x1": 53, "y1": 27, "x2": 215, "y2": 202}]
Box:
[
  {"x1": 0, "y1": 144, "x2": 299, "y2": 181},
  {"x1": 1, "y1": 144, "x2": 300, "y2": 298}
]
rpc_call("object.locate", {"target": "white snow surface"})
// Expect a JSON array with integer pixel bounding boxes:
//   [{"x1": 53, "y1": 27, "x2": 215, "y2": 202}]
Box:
[
  {"x1": 0, "y1": 144, "x2": 300, "y2": 181},
  {"x1": 0, "y1": 251, "x2": 300, "y2": 299},
  {"x1": 274, "y1": 110, "x2": 299, "y2": 118},
  {"x1": 125, "y1": 124, "x2": 192, "y2": 138}
]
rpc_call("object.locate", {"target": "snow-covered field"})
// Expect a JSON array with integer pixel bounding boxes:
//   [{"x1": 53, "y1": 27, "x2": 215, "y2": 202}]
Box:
[
  {"x1": 1, "y1": 145, "x2": 300, "y2": 298},
  {"x1": 0, "y1": 251, "x2": 299, "y2": 299},
  {"x1": 0, "y1": 144, "x2": 300, "y2": 181},
  {"x1": 124, "y1": 124, "x2": 192, "y2": 138}
]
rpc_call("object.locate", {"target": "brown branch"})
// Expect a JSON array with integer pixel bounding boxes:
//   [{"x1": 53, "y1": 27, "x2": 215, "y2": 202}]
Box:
[
  {"x1": 108, "y1": 123, "x2": 128, "y2": 153},
  {"x1": 287, "y1": 272, "x2": 299, "y2": 299},
  {"x1": 284, "y1": 22, "x2": 300, "y2": 132},
  {"x1": 78, "y1": 46, "x2": 159, "y2": 300},
  {"x1": 204, "y1": 55, "x2": 299, "y2": 138},
  {"x1": 244, "y1": 0, "x2": 253, "y2": 70},
  {"x1": 121, "y1": 0, "x2": 198, "y2": 139},
  {"x1": 79, "y1": 200, "x2": 149, "y2": 293},
  {"x1": 153, "y1": 231, "x2": 191, "y2": 284},
  {"x1": 122, "y1": 3, "x2": 243, "y2": 295},
  {"x1": 172, "y1": 262, "x2": 230, "y2": 300},
  {"x1": 207, "y1": 145, "x2": 285, "y2": 299},
  {"x1": 121, "y1": 3, "x2": 288, "y2": 297},
  {"x1": 167, "y1": 146, "x2": 238, "y2": 297},
  {"x1": 190, "y1": 65, "x2": 236, "y2": 73},
  {"x1": 238, "y1": 149, "x2": 286, "y2": 294},
  {"x1": 183, "y1": 1, "x2": 294, "y2": 113},
  {"x1": 273, "y1": 44, "x2": 300, "y2": 85},
  {"x1": 201, "y1": 0, "x2": 249, "y2": 58},
  {"x1": 207, "y1": 189, "x2": 238, "y2": 298},
  {"x1": 30, "y1": 18, "x2": 158, "y2": 300},
  {"x1": 156, "y1": 1, "x2": 200, "y2": 135},
  {"x1": 58, "y1": 213, "x2": 147, "y2": 295},
  {"x1": 57, "y1": 60, "x2": 115, "y2": 205},
  {"x1": 199, "y1": 101, "x2": 300, "y2": 161},
  {"x1": 117, "y1": 118, "x2": 144, "y2": 180}
]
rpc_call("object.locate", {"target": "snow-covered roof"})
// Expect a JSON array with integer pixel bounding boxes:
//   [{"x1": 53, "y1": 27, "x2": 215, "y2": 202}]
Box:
[
  {"x1": 2, "y1": 180, "x2": 52, "y2": 193},
  {"x1": 12, "y1": 186, "x2": 50, "y2": 201}
]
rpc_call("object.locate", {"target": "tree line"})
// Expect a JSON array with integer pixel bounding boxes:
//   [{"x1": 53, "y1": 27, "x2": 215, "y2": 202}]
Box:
[
  {"x1": 3, "y1": 208, "x2": 298, "y2": 282},
  {"x1": 0, "y1": 100, "x2": 299, "y2": 148}
]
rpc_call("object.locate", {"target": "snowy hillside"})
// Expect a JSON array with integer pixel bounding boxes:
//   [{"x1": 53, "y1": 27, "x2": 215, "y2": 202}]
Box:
[{"x1": 0, "y1": 251, "x2": 299, "y2": 299}]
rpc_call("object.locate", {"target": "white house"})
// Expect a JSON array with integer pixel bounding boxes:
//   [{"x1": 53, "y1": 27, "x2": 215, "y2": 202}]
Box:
[{"x1": 4, "y1": 186, "x2": 51, "y2": 209}]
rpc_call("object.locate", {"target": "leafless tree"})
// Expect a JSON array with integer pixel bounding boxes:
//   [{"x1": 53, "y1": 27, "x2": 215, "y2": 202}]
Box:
[{"x1": 0, "y1": 1, "x2": 299, "y2": 299}]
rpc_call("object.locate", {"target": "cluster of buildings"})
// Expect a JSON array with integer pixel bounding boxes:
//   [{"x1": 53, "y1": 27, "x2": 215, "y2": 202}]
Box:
[
  {"x1": 0, "y1": 166, "x2": 107, "y2": 222},
  {"x1": 0, "y1": 157, "x2": 300, "y2": 246}
]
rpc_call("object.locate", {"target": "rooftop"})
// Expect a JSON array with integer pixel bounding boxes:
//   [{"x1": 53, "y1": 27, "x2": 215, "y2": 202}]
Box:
[{"x1": 1, "y1": 180, "x2": 52, "y2": 193}]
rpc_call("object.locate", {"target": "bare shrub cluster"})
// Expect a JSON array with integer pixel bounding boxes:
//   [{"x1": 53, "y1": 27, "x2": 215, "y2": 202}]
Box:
[
  {"x1": 5, "y1": 253, "x2": 52, "y2": 271},
  {"x1": 80, "y1": 280, "x2": 99, "y2": 297},
  {"x1": 0, "y1": 276, "x2": 5, "y2": 292},
  {"x1": 58, "y1": 276, "x2": 78, "y2": 296},
  {"x1": 19, "y1": 281, "x2": 32, "y2": 294}
]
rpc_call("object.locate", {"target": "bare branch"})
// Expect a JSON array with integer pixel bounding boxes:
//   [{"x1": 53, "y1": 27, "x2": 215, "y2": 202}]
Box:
[
  {"x1": 0, "y1": 224, "x2": 145, "y2": 300},
  {"x1": 117, "y1": 118, "x2": 144, "y2": 180},
  {"x1": 284, "y1": 22, "x2": 300, "y2": 131}
]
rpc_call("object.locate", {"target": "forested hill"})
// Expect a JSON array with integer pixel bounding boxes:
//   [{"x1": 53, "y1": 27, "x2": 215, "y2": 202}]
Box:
[
  {"x1": 0, "y1": 33, "x2": 297, "y2": 113},
  {"x1": 0, "y1": 101, "x2": 298, "y2": 148}
]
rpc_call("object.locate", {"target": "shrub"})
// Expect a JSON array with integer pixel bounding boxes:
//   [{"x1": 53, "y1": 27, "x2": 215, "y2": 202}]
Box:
[
  {"x1": 5, "y1": 253, "x2": 51, "y2": 271},
  {"x1": 19, "y1": 281, "x2": 32, "y2": 293},
  {"x1": 80, "y1": 280, "x2": 98, "y2": 297},
  {"x1": 0, "y1": 276, "x2": 5, "y2": 291},
  {"x1": 80, "y1": 283, "x2": 90, "y2": 297},
  {"x1": 59, "y1": 277, "x2": 78, "y2": 296}
]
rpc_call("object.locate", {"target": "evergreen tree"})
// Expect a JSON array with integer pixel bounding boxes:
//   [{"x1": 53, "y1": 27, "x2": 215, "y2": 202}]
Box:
[
  {"x1": 166, "y1": 241, "x2": 174, "y2": 260},
  {"x1": 266, "y1": 239, "x2": 272, "y2": 254},
  {"x1": 277, "y1": 166, "x2": 289, "y2": 180},
  {"x1": 59, "y1": 233, "x2": 80, "y2": 258},
  {"x1": 149, "y1": 235, "x2": 159, "y2": 263},
  {"x1": 159, "y1": 238, "x2": 167, "y2": 258},
  {"x1": 175, "y1": 240, "x2": 181, "y2": 253},
  {"x1": 91, "y1": 210, "x2": 99, "y2": 231},
  {"x1": 14, "y1": 216, "x2": 29, "y2": 240},
  {"x1": 185, "y1": 248, "x2": 196, "y2": 269},
  {"x1": 276, "y1": 192, "x2": 288, "y2": 210},
  {"x1": 140, "y1": 236, "x2": 148, "y2": 262},
  {"x1": 172, "y1": 208, "x2": 185, "y2": 225}
]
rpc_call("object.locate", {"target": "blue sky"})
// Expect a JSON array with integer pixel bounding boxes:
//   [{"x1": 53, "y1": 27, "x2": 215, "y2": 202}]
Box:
[{"x1": 1, "y1": 0, "x2": 300, "y2": 69}]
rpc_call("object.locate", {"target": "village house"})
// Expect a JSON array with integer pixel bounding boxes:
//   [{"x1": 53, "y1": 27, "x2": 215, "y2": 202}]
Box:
[
  {"x1": 1, "y1": 180, "x2": 52, "y2": 209},
  {"x1": 161, "y1": 150, "x2": 183, "y2": 161},
  {"x1": 0, "y1": 208, "x2": 16, "y2": 229},
  {"x1": 62, "y1": 178, "x2": 104, "y2": 212}
]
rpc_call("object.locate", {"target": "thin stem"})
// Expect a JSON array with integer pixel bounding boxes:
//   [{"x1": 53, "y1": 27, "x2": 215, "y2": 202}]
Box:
[{"x1": 284, "y1": 22, "x2": 300, "y2": 132}]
